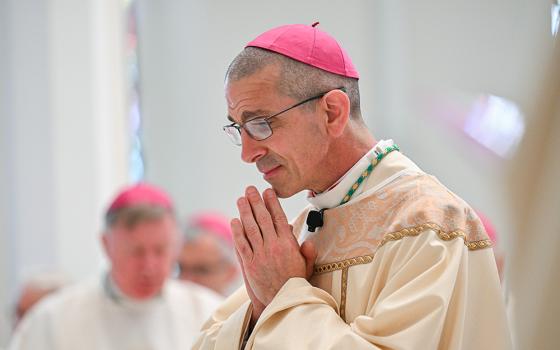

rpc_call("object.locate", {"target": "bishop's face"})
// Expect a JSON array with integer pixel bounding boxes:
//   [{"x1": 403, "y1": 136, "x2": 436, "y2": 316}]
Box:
[
  {"x1": 225, "y1": 64, "x2": 329, "y2": 198},
  {"x1": 103, "y1": 214, "x2": 178, "y2": 300}
]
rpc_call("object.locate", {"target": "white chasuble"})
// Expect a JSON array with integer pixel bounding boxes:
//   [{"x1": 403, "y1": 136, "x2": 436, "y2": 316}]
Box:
[
  {"x1": 9, "y1": 277, "x2": 222, "y2": 350},
  {"x1": 193, "y1": 151, "x2": 511, "y2": 350}
]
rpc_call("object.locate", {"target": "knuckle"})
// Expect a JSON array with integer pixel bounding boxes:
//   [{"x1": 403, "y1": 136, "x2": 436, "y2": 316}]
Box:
[
  {"x1": 273, "y1": 215, "x2": 289, "y2": 227},
  {"x1": 238, "y1": 245, "x2": 249, "y2": 256},
  {"x1": 235, "y1": 240, "x2": 249, "y2": 252},
  {"x1": 256, "y1": 212, "x2": 270, "y2": 222},
  {"x1": 245, "y1": 225, "x2": 261, "y2": 237},
  {"x1": 233, "y1": 240, "x2": 245, "y2": 252}
]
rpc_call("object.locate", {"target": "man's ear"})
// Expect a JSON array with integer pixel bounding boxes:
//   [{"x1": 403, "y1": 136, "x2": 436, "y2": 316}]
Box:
[
  {"x1": 321, "y1": 89, "x2": 350, "y2": 138},
  {"x1": 101, "y1": 231, "x2": 111, "y2": 257}
]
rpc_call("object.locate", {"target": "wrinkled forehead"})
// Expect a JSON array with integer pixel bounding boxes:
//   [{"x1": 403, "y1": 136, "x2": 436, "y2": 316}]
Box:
[
  {"x1": 225, "y1": 67, "x2": 287, "y2": 123},
  {"x1": 226, "y1": 66, "x2": 282, "y2": 101}
]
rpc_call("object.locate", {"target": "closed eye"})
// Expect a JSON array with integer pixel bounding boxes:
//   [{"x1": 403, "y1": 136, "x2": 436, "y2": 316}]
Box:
[{"x1": 243, "y1": 115, "x2": 269, "y2": 125}]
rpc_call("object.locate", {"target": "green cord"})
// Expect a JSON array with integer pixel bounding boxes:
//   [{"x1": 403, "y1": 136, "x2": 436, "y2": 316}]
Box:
[{"x1": 339, "y1": 144, "x2": 400, "y2": 205}]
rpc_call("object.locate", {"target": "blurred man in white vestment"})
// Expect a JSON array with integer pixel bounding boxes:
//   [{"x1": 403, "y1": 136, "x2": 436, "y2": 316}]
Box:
[
  {"x1": 9, "y1": 183, "x2": 222, "y2": 350},
  {"x1": 193, "y1": 23, "x2": 511, "y2": 349}
]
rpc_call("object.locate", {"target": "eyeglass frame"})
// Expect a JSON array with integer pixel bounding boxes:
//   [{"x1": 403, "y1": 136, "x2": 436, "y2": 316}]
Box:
[{"x1": 223, "y1": 87, "x2": 346, "y2": 146}]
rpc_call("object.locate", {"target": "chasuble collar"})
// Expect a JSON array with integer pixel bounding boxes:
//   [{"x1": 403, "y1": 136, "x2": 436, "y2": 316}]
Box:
[
  {"x1": 307, "y1": 139, "x2": 396, "y2": 210},
  {"x1": 103, "y1": 272, "x2": 163, "y2": 309}
]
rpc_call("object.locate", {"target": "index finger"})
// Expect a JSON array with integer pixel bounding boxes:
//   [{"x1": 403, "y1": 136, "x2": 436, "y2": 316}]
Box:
[{"x1": 262, "y1": 188, "x2": 290, "y2": 235}]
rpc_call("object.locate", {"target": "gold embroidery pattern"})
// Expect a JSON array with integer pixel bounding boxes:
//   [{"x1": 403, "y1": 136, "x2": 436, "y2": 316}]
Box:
[
  {"x1": 379, "y1": 222, "x2": 492, "y2": 251},
  {"x1": 292, "y1": 170, "x2": 495, "y2": 265},
  {"x1": 313, "y1": 223, "x2": 492, "y2": 274},
  {"x1": 340, "y1": 267, "x2": 349, "y2": 322},
  {"x1": 314, "y1": 255, "x2": 374, "y2": 274}
]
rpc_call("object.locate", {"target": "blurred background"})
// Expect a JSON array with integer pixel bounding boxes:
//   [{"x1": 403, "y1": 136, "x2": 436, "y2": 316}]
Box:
[{"x1": 1, "y1": 0, "x2": 558, "y2": 348}]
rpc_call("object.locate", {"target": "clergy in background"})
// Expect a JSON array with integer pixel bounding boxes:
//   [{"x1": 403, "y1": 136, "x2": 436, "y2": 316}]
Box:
[
  {"x1": 9, "y1": 183, "x2": 223, "y2": 350},
  {"x1": 179, "y1": 212, "x2": 241, "y2": 296},
  {"x1": 194, "y1": 23, "x2": 511, "y2": 349}
]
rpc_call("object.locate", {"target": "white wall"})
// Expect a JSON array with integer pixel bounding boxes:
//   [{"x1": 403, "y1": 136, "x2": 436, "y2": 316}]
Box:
[
  {"x1": 0, "y1": 0, "x2": 12, "y2": 343},
  {"x1": 0, "y1": 0, "x2": 129, "y2": 337},
  {"x1": 1, "y1": 1, "x2": 57, "y2": 325}
]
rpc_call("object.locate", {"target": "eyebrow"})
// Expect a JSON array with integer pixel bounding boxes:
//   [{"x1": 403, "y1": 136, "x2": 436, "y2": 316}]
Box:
[{"x1": 227, "y1": 109, "x2": 271, "y2": 124}]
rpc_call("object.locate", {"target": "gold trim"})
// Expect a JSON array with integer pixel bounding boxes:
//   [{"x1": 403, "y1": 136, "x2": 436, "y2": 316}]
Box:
[
  {"x1": 379, "y1": 222, "x2": 492, "y2": 251},
  {"x1": 313, "y1": 222, "x2": 492, "y2": 274},
  {"x1": 340, "y1": 267, "x2": 348, "y2": 322},
  {"x1": 314, "y1": 255, "x2": 374, "y2": 274}
]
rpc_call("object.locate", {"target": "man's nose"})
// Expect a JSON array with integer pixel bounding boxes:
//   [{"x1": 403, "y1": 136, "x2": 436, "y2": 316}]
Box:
[
  {"x1": 240, "y1": 131, "x2": 266, "y2": 163},
  {"x1": 140, "y1": 253, "x2": 159, "y2": 274}
]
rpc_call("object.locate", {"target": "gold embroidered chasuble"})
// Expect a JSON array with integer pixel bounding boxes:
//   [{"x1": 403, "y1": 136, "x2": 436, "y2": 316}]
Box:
[{"x1": 193, "y1": 151, "x2": 511, "y2": 350}]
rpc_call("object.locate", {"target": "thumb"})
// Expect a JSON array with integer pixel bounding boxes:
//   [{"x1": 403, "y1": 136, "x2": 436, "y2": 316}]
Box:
[{"x1": 300, "y1": 240, "x2": 317, "y2": 280}]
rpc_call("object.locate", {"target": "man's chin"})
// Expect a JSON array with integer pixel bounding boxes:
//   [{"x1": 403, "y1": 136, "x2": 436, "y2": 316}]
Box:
[
  {"x1": 129, "y1": 286, "x2": 162, "y2": 300},
  {"x1": 269, "y1": 183, "x2": 302, "y2": 199}
]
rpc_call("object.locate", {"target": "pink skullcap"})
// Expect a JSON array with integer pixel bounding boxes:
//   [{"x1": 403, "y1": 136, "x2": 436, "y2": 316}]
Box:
[
  {"x1": 246, "y1": 22, "x2": 359, "y2": 79},
  {"x1": 475, "y1": 210, "x2": 497, "y2": 244},
  {"x1": 187, "y1": 212, "x2": 233, "y2": 245},
  {"x1": 107, "y1": 183, "x2": 173, "y2": 213}
]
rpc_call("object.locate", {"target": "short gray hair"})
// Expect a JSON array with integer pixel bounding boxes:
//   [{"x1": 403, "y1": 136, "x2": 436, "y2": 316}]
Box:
[
  {"x1": 182, "y1": 228, "x2": 236, "y2": 265},
  {"x1": 104, "y1": 204, "x2": 174, "y2": 231},
  {"x1": 226, "y1": 47, "x2": 362, "y2": 120}
]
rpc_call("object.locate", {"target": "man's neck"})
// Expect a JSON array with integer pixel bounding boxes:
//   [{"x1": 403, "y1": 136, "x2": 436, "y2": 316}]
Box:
[
  {"x1": 105, "y1": 272, "x2": 161, "y2": 304},
  {"x1": 312, "y1": 131, "x2": 376, "y2": 194}
]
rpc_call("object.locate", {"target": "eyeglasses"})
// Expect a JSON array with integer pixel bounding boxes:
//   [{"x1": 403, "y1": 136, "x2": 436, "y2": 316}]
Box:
[{"x1": 223, "y1": 87, "x2": 345, "y2": 146}]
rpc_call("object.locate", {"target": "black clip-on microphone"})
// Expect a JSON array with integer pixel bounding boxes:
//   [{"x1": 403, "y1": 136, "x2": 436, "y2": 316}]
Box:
[{"x1": 306, "y1": 209, "x2": 325, "y2": 232}]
